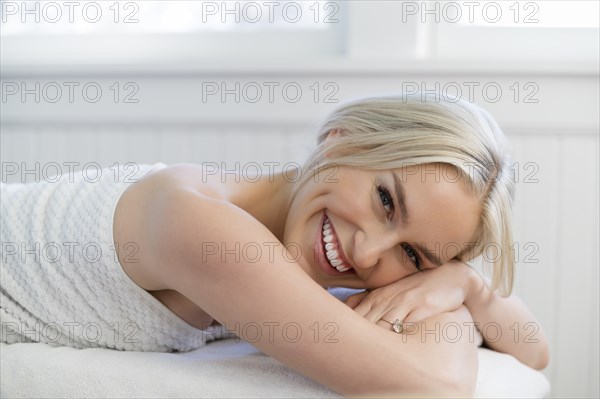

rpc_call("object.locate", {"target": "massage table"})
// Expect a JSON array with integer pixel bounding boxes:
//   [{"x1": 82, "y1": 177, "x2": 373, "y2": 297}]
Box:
[{"x1": 0, "y1": 288, "x2": 551, "y2": 398}]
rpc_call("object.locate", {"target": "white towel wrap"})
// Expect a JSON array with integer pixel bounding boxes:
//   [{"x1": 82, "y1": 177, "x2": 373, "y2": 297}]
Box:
[{"x1": 1, "y1": 162, "x2": 236, "y2": 352}]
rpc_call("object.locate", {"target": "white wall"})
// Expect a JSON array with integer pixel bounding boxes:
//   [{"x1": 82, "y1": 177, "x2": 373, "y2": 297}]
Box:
[{"x1": 1, "y1": 63, "x2": 598, "y2": 397}]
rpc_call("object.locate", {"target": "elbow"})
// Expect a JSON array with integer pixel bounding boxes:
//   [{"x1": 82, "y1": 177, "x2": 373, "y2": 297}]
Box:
[
  {"x1": 524, "y1": 333, "x2": 550, "y2": 371},
  {"x1": 531, "y1": 343, "x2": 550, "y2": 371}
]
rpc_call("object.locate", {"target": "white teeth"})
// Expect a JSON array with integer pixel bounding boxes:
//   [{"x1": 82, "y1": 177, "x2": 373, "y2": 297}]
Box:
[{"x1": 322, "y1": 215, "x2": 353, "y2": 273}]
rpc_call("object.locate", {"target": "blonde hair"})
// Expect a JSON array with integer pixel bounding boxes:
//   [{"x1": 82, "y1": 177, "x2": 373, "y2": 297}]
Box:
[{"x1": 294, "y1": 95, "x2": 516, "y2": 297}]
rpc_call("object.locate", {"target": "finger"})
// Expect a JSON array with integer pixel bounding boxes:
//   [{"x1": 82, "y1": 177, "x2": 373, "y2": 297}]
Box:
[
  {"x1": 352, "y1": 296, "x2": 373, "y2": 318},
  {"x1": 403, "y1": 308, "x2": 431, "y2": 324},
  {"x1": 375, "y1": 319, "x2": 393, "y2": 332},
  {"x1": 358, "y1": 293, "x2": 408, "y2": 324},
  {"x1": 361, "y1": 301, "x2": 394, "y2": 324},
  {"x1": 403, "y1": 299, "x2": 464, "y2": 324},
  {"x1": 343, "y1": 291, "x2": 369, "y2": 309},
  {"x1": 380, "y1": 307, "x2": 410, "y2": 327}
]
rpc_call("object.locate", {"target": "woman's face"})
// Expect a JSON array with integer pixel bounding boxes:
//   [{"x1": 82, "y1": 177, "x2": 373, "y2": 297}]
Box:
[{"x1": 283, "y1": 162, "x2": 482, "y2": 289}]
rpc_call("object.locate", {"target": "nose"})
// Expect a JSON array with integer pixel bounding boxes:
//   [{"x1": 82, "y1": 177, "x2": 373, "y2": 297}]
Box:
[{"x1": 352, "y1": 228, "x2": 398, "y2": 270}]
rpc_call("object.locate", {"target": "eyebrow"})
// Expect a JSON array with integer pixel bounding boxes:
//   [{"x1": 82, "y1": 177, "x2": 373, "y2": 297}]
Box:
[
  {"x1": 391, "y1": 172, "x2": 409, "y2": 225},
  {"x1": 392, "y1": 172, "x2": 444, "y2": 267}
]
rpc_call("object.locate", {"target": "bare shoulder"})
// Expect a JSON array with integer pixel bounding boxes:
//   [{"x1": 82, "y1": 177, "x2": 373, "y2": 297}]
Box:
[
  {"x1": 129, "y1": 163, "x2": 226, "y2": 200},
  {"x1": 113, "y1": 163, "x2": 224, "y2": 291},
  {"x1": 112, "y1": 164, "x2": 479, "y2": 396},
  {"x1": 115, "y1": 173, "x2": 479, "y2": 396}
]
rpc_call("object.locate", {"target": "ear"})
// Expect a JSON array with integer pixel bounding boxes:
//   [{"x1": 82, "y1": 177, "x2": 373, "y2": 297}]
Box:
[
  {"x1": 323, "y1": 129, "x2": 349, "y2": 159},
  {"x1": 324, "y1": 128, "x2": 342, "y2": 143}
]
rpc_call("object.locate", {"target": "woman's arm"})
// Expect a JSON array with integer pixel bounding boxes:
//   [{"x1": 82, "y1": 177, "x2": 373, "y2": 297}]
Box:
[
  {"x1": 139, "y1": 183, "x2": 479, "y2": 397},
  {"x1": 343, "y1": 262, "x2": 549, "y2": 371},
  {"x1": 465, "y1": 270, "x2": 550, "y2": 370}
]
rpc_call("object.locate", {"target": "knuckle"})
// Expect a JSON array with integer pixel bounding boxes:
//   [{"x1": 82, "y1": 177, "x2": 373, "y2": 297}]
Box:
[
  {"x1": 423, "y1": 295, "x2": 437, "y2": 310},
  {"x1": 403, "y1": 289, "x2": 417, "y2": 303}
]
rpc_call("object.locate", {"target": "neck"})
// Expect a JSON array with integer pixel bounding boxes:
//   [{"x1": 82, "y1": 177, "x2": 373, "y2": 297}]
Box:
[{"x1": 226, "y1": 166, "x2": 299, "y2": 242}]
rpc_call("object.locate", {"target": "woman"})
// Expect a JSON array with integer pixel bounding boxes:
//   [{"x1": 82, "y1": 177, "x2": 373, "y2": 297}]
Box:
[{"x1": 1, "y1": 95, "x2": 548, "y2": 397}]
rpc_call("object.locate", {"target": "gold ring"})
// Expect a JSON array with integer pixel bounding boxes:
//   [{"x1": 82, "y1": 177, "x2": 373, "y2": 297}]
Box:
[{"x1": 381, "y1": 318, "x2": 404, "y2": 334}]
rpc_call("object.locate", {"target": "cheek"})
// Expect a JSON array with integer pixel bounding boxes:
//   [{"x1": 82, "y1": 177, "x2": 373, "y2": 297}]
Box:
[
  {"x1": 330, "y1": 192, "x2": 370, "y2": 222},
  {"x1": 443, "y1": 213, "x2": 481, "y2": 249}
]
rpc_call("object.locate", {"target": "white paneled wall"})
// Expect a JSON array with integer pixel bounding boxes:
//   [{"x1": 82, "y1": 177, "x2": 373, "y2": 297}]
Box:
[
  {"x1": 0, "y1": 124, "x2": 316, "y2": 179},
  {"x1": 1, "y1": 69, "x2": 598, "y2": 398},
  {"x1": 508, "y1": 134, "x2": 600, "y2": 397}
]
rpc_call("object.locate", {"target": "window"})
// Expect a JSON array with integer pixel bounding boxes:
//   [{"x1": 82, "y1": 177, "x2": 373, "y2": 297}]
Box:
[
  {"x1": 1, "y1": 1, "x2": 596, "y2": 67},
  {"x1": 424, "y1": 1, "x2": 600, "y2": 61},
  {"x1": 0, "y1": 0, "x2": 346, "y2": 65}
]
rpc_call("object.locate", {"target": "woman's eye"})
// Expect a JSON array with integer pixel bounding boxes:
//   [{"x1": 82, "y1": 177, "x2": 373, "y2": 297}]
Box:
[
  {"x1": 376, "y1": 185, "x2": 394, "y2": 216},
  {"x1": 402, "y1": 243, "x2": 424, "y2": 272}
]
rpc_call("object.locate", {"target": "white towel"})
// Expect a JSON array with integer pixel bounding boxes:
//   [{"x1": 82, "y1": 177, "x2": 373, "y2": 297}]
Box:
[
  {"x1": 1, "y1": 163, "x2": 234, "y2": 352},
  {"x1": 0, "y1": 339, "x2": 551, "y2": 398}
]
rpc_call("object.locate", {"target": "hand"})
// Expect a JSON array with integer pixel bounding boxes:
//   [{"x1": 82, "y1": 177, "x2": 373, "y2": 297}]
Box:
[{"x1": 344, "y1": 261, "x2": 476, "y2": 330}]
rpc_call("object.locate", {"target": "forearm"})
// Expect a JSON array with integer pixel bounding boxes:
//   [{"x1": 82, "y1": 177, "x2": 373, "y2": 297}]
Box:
[
  {"x1": 161, "y1": 190, "x2": 471, "y2": 396},
  {"x1": 464, "y1": 269, "x2": 550, "y2": 370}
]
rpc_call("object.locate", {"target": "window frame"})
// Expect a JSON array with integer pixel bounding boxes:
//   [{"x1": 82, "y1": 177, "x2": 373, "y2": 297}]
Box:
[
  {"x1": 0, "y1": 0, "x2": 348, "y2": 67},
  {"x1": 1, "y1": 1, "x2": 598, "y2": 69}
]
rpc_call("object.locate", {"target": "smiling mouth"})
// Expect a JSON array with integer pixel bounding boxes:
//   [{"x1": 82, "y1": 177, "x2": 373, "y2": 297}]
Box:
[{"x1": 321, "y1": 213, "x2": 355, "y2": 273}]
